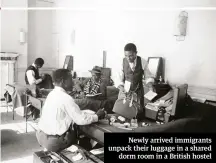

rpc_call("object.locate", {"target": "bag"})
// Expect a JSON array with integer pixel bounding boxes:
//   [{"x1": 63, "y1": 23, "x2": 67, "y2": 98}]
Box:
[
  {"x1": 4, "y1": 91, "x2": 12, "y2": 103},
  {"x1": 113, "y1": 92, "x2": 142, "y2": 119}
]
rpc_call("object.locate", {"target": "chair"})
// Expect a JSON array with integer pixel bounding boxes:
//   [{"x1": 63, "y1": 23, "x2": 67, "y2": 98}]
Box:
[{"x1": 4, "y1": 84, "x2": 15, "y2": 120}]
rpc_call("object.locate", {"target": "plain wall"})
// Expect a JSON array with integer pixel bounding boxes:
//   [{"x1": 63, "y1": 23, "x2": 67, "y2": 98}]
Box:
[
  {"x1": 55, "y1": 8, "x2": 216, "y2": 89},
  {"x1": 1, "y1": 0, "x2": 28, "y2": 84},
  {"x1": 28, "y1": 0, "x2": 57, "y2": 68},
  {"x1": 1, "y1": 0, "x2": 57, "y2": 84}
]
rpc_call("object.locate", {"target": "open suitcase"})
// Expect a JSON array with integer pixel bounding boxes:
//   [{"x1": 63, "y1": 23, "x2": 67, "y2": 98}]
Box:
[{"x1": 33, "y1": 145, "x2": 104, "y2": 163}]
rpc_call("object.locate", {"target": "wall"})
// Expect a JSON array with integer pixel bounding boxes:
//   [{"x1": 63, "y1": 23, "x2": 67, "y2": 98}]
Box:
[
  {"x1": 55, "y1": 0, "x2": 216, "y2": 100},
  {"x1": 55, "y1": 0, "x2": 216, "y2": 8},
  {"x1": 1, "y1": 0, "x2": 28, "y2": 84},
  {"x1": 1, "y1": 0, "x2": 57, "y2": 86},
  {"x1": 28, "y1": 0, "x2": 57, "y2": 71}
]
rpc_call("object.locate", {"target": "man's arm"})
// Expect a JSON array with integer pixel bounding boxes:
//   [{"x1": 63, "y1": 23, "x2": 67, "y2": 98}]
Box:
[
  {"x1": 26, "y1": 70, "x2": 43, "y2": 85},
  {"x1": 65, "y1": 98, "x2": 98, "y2": 125}
]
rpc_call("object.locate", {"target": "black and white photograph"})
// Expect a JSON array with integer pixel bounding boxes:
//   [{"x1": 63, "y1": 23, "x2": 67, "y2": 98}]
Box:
[{"x1": 1, "y1": 0, "x2": 216, "y2": 162}]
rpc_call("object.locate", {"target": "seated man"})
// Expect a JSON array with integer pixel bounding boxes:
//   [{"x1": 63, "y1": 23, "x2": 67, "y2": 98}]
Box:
[
  {"x1": 71, "y1": 67, "x2": 117, "y2": 113},
  {"x1": 84, "y1": 66, "x2": 107, "y2": 100},
  {"x1": 73, "y1": 66, "x2": 109, "y2": 112},
  {"x1": 36, "y1": 69, "x2": 105, "y2": 152}
]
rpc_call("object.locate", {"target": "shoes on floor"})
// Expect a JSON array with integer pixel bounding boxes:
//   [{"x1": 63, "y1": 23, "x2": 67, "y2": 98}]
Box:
[{"x1": 33, "y1": 118, "x2": 40, "y2": 123}]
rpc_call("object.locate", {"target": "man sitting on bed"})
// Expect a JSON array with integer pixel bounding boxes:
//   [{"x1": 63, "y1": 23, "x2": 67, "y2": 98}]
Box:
[
  {"x1": 72, "y1": 66, "x2": 108, "y2": 113},
  {"x1": 83, "y1": 66, "x2": 106, "y2": 100},
  {"x1": 36, "y1": 69, "x2": 106, "y2": 152}
]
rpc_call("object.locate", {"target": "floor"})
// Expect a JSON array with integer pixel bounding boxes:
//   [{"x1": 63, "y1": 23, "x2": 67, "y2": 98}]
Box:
[{"x1": 0, "y1": 101, "x2": 43, "y2": 163}]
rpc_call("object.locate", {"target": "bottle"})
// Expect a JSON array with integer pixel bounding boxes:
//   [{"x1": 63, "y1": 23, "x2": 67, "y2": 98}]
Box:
[
  {"x1": 159, "y1": 76, "x2": 163, "y2": 84},
  {"x1": 156, "y1": 107, "x2": 165, "y2": 124},
  {"x1": 131, "y1": 118, "x2": 138, "y2": 128}
]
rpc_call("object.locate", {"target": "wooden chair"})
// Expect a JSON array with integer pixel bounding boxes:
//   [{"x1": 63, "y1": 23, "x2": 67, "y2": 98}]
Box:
[{"x1": 3, "y1": 84, "x2": 15, "y2": 120}]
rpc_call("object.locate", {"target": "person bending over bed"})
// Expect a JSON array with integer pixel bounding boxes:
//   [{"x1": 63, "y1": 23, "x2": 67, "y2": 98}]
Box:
[
  {"x1": 25, "y1": 58, "x2": 45, "y2": 86},
  {"x1": 25, "y1": 58, "x2": 54, "y2": 120},
  {"x1": 36, "y1": 69, "x2": 105, "y2": 152}
]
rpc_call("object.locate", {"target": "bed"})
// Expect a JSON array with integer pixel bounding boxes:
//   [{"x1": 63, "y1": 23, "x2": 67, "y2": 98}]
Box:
[{"x1": 78, "y1": 84, "x2": 216, "y2": 145}]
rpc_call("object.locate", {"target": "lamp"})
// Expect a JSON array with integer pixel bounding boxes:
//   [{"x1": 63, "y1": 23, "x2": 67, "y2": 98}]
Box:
[
  {"x1": 174, "y1": 11, "x2": 188, "y2": 41},
  {"x1": 19, "y1": 30, "x2": 26, "y2": 44}
]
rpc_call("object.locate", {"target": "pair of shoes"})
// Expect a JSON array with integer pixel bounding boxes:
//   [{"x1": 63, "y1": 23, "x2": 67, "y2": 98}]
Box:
[
  {"x1": 33, "y1": 118, "x2": 40, "y2": 123},
  {"x1": 33, "y1": 109, "x2": 40, "y2": 120},
  {"x1": 26, "y1": 104, "x2": 35, "y2": 116}
]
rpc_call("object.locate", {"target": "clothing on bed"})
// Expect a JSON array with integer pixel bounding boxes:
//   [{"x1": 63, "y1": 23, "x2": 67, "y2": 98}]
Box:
[{"x1": 37, "y1": 74, "x2": 54, "y2": 89}]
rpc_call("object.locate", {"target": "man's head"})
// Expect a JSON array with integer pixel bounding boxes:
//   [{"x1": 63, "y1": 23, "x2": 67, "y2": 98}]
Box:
[
  {"x1": 124, "y1": 43, "x2": 137, "y2": 63},
  {"x1": 53, "y1": 69, "x2": 73, "y2": 91},
  {"x1": 34, "y1": 58, "x2": 44, "y2": 69},
  {"x1": 89, "y1": 66, "x2": 101, "y2": 82}
]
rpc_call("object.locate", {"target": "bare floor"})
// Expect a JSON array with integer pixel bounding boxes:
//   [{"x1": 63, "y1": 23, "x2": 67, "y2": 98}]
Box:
[{"x1": 1, "y1": 101, "x2": 43, "y2": 163}]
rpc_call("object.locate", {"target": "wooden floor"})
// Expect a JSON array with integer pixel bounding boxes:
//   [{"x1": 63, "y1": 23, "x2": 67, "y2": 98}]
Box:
[{"x1": 1, "y1": 101, "x2": 43, "y2": 163}]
